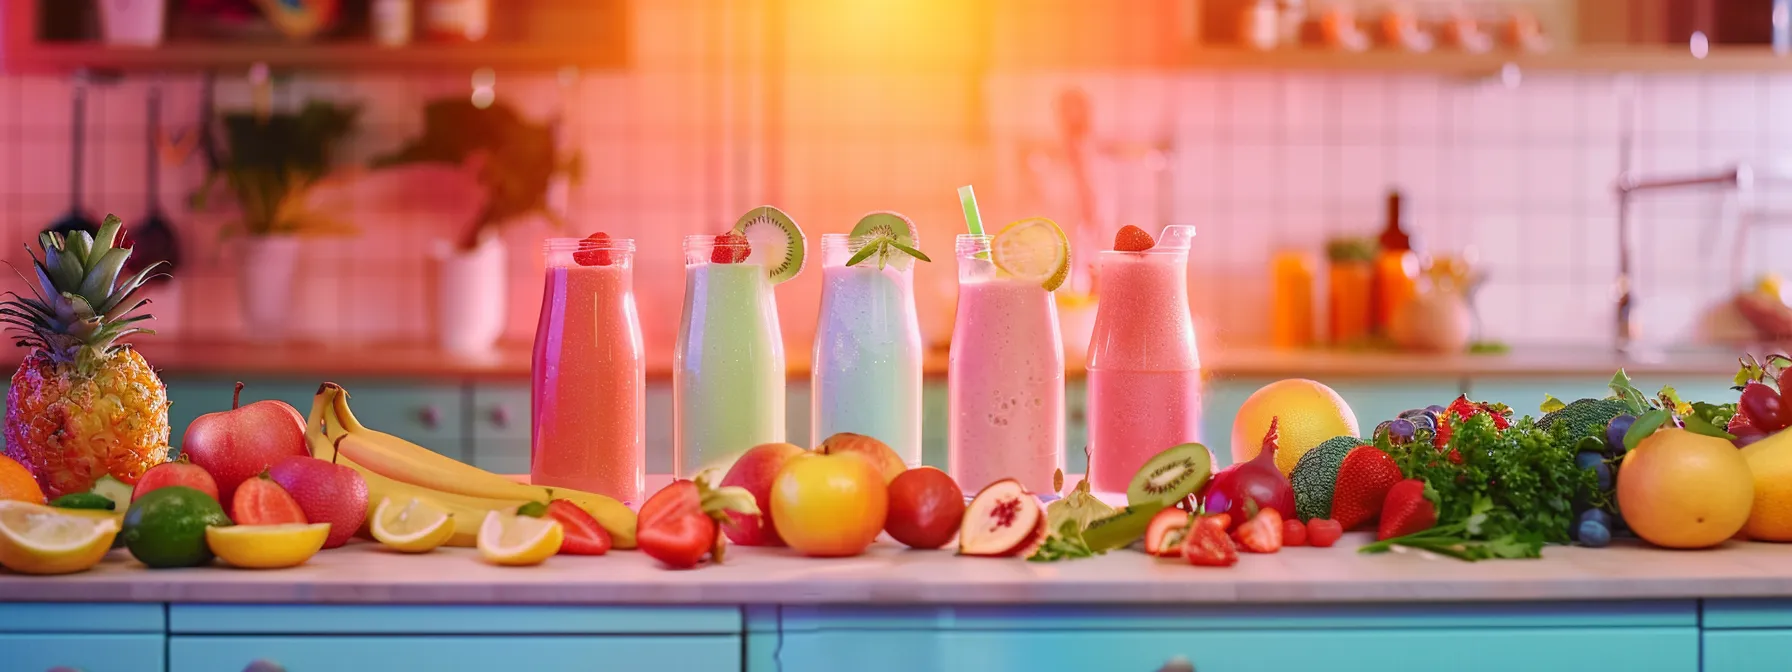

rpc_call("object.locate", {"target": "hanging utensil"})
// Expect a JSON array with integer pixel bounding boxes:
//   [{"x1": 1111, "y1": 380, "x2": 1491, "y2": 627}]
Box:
[
  {"x1": 126, "y1": 83, "x2": 182, "y2": 284},
  {"x1": 45, "y1": 76, "x2": 98, "y2": 236}
]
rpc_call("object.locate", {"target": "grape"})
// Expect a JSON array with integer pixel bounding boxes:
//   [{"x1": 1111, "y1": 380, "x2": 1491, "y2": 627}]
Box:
[
  {"x1": 1580, "y1": 508, "x2": 1612, "y2": 529},
  {"x1": 1741, "y1": 382, "x2": 1789, "y2": 433},
  {"x1": 1398, "y1": 408, "x2": 1429, "y2": 420},
  {"x1": 1593, "y1": 463, "x2": 1614, "y2": 491},
  {"x1": 1605, "y1": 415, "x2": 1635, "y2": 453},
  {"x1": 1390, "y1": 418, "x2": 1416, "y2": 442},
  {"x1": 1575, "y1": 451, "x2": 1603, "y2": 470},
  {"x1": 1408, "y1": 414, "x2": 1435, "y2": 435},
  {"x1": 1373, "y1": 420, "x2": 1392, "y2": 443},
  {"x1": 1578, "y1": 520, "x2": 1612, "y2": 548},
  {"x1": 1425, "y1": 404, "x2": 1447, "y2": 415}
]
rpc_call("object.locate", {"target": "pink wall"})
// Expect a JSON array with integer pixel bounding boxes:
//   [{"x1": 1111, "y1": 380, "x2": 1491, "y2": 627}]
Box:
[{"x1": 0, "y1": 0, "x2": 1784, "y2": 361}]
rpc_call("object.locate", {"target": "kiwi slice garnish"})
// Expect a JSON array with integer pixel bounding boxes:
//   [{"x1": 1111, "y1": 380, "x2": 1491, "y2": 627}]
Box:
[
  {"x1": 851, "y1": 211, "x2": 919, "y2": 247},
  {"x1": 1126, "y1": 443, "x2": 1213, "y2": 508},
  {"x1": 732, "y1": 205, "x2": 806, "y2": 284},
  {"x1": 847, "y1": 211, "x2": 929, "y2": 270}
]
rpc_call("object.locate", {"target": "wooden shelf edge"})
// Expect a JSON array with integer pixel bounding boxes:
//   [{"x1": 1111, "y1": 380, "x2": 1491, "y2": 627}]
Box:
[
  {"x1": 988, "y1": 45, "x2": 1792, "y2": 75},
  {"x1": 1, "y1": 42, "x2": 628, "y2": 74}
]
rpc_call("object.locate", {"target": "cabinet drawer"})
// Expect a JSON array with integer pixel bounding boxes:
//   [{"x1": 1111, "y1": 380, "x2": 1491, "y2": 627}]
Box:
[
  {"x1": 470, "y1": 385, "x2": 529, "y2": 443},
  {"x1": 774, "y1": 627, "x2": 1696, "y2": 672},
  {"x1": 0, "y1": 633, "x2": 165, "y2": 672},
  {"x1": 1705, "y1": 630, "x2": 1792, "y2": 672},
  {"x1": 470, "y1": 439, "x2": 531, "y2": 476},
  {"x1": 0, "y1": 602, "x2": 165, "y2": 632},
  {"x1": 169, "y1": 635, "x2": 739, "y2": 672}
]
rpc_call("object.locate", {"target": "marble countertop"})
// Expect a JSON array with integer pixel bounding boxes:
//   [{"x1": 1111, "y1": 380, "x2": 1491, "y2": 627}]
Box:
[
  {"x1": 7, "y1": 535, "x2": 1792, "y2": 605},
  {"x1": 1, "y1": 341, "x2": 1755, "y2": 382}
]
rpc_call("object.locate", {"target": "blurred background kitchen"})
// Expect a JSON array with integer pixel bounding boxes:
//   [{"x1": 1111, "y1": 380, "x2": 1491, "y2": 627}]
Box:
[{"x1": 2, "y1": 0, "x2": 1789, "y2": 472}]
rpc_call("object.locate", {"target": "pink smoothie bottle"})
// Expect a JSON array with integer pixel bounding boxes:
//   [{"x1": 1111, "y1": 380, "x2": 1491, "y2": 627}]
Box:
[
  {"x1": 531, "y1": 236, "x2": 645, "y2": 504},
  {"x1": 1085, "y1": 225, "x2": 1200, "y2": 495},
  {"x1": 947, "y1": 234, "x2": 1066, "y2": 496}
]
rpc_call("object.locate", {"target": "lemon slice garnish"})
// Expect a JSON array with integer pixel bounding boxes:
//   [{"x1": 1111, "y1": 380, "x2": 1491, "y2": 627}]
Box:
[
  {"x1": 992, "y1": 217, "x2": 1070, "y2": 291},
  {"x1": 477, "y1": 511, "x2": 563, "y2": 566},
  {"x1": 0, "y1": 501, "x2": 119, "y2": 575},
  {"x1": 370, "y1": 497, "x2": 456, "y2": 554}
]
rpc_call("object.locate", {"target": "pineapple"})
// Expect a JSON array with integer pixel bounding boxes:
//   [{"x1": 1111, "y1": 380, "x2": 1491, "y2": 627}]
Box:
[{"x1": 2, "y1": 215, "x2": 171, "y2": 499}]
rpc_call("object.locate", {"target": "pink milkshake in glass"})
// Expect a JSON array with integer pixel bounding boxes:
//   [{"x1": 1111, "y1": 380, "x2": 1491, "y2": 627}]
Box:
[
  {"x1": 531, "y1": 235, "x2": 645, "y2": 503},
  {"x1": 1086, "y1": 225, "x2": 1201, "y2": 495},
  {"x1": 948, "y1": 234, "x2": 1065, "y2": 495}
]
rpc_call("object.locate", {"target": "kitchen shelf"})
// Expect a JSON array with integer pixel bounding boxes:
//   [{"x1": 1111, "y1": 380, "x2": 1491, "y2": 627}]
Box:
[
  {"x1": 1, "y1": 41, "x2": 626, "y2": 74},
  {"x1": 1177, "y1": 44, "x2": 1792, "y2": 75}
]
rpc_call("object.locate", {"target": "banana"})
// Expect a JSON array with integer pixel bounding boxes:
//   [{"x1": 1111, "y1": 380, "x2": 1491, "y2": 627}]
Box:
[{"x1": 307, "y1": 383, "x2": 637, "y2": 548}]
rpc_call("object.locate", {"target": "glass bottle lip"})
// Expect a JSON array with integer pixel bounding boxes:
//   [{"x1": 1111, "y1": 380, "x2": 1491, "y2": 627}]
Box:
[{"x1": 544, "y1": 237, "x2": 635, "y2": 254}]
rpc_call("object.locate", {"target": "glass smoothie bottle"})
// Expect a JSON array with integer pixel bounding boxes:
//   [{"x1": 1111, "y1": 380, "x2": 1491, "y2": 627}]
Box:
[
  {"x1": 531, "y1": 235, "x2": 645, "y2": 503},
  {"x1": 812, "y1": 232, "x2": 925, "y2": 466},
  {"x1": 1086, "y1": 225, "x2": 1201, "y2": 494},
  {"x1": 948, "y1": 233, "x2": 1066, "y2": 495},
  {"x1": 674, "y1": 233, "x2": 789, "y2": 477}
]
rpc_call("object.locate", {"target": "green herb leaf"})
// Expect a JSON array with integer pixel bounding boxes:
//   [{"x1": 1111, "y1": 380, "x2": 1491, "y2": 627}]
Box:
[
  {"x1": 1539, "y1": 395, "x2": 1567, "y2": 413},
  {"x1": 1027, "y1": 519, "x2": 1098, "y2": 562},
  {"x1": 1623, "y1": 409, "x2": 1672, "y2": 452},
  {"x1": 845, "y1": 237, "x2": 886, "y2": 267},
  {"x1": 886, "y1": 240, "x2": 932, "y2": 263},
  {"x1": 1609, "y1": 369, "x2": 1653, "y2": 414},
  {"x1": 515, "y1": 501, "x2": 548, "y2": 518}
]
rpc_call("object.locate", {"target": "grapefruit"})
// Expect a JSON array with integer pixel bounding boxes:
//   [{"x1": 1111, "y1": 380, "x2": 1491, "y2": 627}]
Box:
[
  {"x1": 1617, "y1": 428, "x2": 1754, "y2": 549},
  {"x1": 1231, "y1": 379, "x2": 1359, "y2": 475},
  {"x1": 1741, "y1": 429, "x2": 1792, "y2": 541}
]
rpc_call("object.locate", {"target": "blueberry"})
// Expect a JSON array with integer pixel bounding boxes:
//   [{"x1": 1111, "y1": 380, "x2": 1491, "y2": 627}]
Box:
[
  {"x1": 1575, "y1": 451, "x2": 1604, "y2": 470},
  {"x1": 1390, "y1": 418, "x2": 1416, "y2": 442},
  {"x1": 1606, "y1": 415, "x2": 1636, "y2": 452},
  {"x1": 1426, "y1": 404, "x2": 1447, "y2": 415},
  {"x1": 1594, "y1": 463, "x2": 1614, "y2": 491},
  {"x1": 1580, "y1": 508, "x2": 1612, "y2": 528},
  {"x1": 1578, "y1": 520, "x2": 1612, "y2": 548}
]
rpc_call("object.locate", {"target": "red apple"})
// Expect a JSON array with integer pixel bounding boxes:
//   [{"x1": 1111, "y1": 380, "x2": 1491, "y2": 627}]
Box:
[
  {"x1": 815, "y1": 433, "x2": 906, "y2": 484},
  {"x1": 182, "y1": 382, "x2": 309, "y2": 510},
  {"x1": 132, "y1": 457, "x2": 220, "y2": 503},
  {"x1": 885, "y1": 467, "x2": 965, "y2": 549},
  {"x1": 719, "y1": 442, "x2": 805, "y2": 546},
  {"x1": 269, "y1": 455, "x2": 367, "y2": 549}
]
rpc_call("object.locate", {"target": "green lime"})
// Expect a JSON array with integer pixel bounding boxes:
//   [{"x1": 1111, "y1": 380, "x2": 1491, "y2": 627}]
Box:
[
  {"x1": 122, "y1": 486, "x2": 232, "y2": 569},
  {"x1": 51, "y1": 493, "x2": 117, "y2": 511}
]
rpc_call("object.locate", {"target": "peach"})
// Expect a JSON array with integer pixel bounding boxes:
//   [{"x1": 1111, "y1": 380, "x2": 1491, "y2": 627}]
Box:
[
  {"x1": 719, "y1": 442, "x2": 805, "y2": 546},
  {"x1": 885, "y1": 467, "x2": 965, "y2": 549},
  {"x1": 770, "y1": 451, "x2": 888, "y2": 557},
  {"x1": 815, "y1": 433, "x2": 906, "y2": 484}
]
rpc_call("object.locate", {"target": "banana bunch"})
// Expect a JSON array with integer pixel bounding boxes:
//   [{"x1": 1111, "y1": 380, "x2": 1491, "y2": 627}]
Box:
[{"x1": 306, "y1": 383, "x2": 637, "y2": 549}]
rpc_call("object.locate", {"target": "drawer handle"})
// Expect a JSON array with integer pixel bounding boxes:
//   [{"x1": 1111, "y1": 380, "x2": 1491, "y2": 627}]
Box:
[
  {"x1": 1069, "y1": 407, "x2": 1087, "y2": 423},
  {"x1": 1158, "y1": 656, "x2": 1195, "y2": 672},
  {"x1": 244, "y1": 660, "x2": 287, "y2": 672},
  {"x1": 418, "y1": 405, "x2": 442, "y2": 429},
  {"x1": 491, "y1": 405, "x2": 512, "y2": 429}
]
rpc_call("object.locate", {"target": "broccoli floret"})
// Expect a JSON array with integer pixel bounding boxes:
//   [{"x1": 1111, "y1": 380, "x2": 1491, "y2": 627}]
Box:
[
  {"x1": 1536, "y1": 398, "x2": 1630, "y2": 440},
  {"x1": 1291, "y1": 436, "x2": 1366, "y2": 521}
]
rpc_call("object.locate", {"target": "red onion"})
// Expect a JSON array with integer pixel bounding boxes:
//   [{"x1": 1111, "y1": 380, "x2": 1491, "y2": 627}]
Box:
[{"x1": 1202, "y1": 417, "x2": 1296, "y2": 528}]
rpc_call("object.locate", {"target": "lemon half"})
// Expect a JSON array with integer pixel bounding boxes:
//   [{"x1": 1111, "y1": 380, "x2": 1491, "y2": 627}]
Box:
[
  {"x1": 371, "y1": 497, "x2": 456, "y2": 553},
  {"x1": 477, "y1": 511, "x2": 563, "y2": 567},
  {"x1": 991, "y1": 217, "x2": 1070, "y2": 291},
  {"x1": 0, "y1": 501, "x2": 119, "y2": 575},
  {"x1": 206, "y1": 523, "x2": 331, "y2": 570}
]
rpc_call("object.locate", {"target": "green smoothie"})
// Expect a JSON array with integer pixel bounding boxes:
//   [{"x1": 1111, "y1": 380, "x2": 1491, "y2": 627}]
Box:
[{"x1": 674, "y1": 261, "x2": 787, "y2": 476}]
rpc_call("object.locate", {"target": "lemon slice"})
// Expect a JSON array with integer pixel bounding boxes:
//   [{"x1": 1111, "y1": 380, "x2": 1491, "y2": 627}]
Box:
[
  {"x1": 991, "y1": 217, "x2": 1070, "y2": 291},
  {"x1": 371, "y1": 497, "x2": 456, "y2": 553},
  {"x1": 206, "y1": 523, "x2": 331, "y2": 570},
  {"x1": 477, "y1": 511, "x2": 563, "y2": 567},
  {"x1": 0, "y1": 501, "x2": 119, "y2": 575}
]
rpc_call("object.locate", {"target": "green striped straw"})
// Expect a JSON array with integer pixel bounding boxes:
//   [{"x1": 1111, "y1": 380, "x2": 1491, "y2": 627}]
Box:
[{"x1": 958, "y1": 185, "x2": 984, "y2": 236}]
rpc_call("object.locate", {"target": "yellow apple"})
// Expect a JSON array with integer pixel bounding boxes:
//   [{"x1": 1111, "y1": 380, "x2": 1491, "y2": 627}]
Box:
[{"x1": 770, "y1": 452, "x2": 888, "y2": 557}]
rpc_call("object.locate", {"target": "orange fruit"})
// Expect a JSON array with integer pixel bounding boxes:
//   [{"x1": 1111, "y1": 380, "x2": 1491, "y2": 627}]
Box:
[
  {"x1": 1231, "y1": 379, "x2": 1360, "y2": 475},
  {"x1": 1618, "y1": 428, "x2": 1754, "y2": 549},
  {"x1": 1740, "y1": 429, "x2": 1792, "y2": 541},
  {"x1": 0, "y1": 455, "x2": 47, "y2": 504}
]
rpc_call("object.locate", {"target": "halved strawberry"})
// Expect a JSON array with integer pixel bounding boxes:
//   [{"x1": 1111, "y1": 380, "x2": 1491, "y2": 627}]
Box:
[
  {"x1": 573, "y1": 232, "x2": 616, "y2": 266},
  {"x1": 710, "y1": 232, "x2": 751, "y2": 264},
  {"x1": 1143, "y1": 507, "x2": 1192, "y2": 557},
  {"x1": 1182, "y1": 516, "x2": 1237, "y2": 567},
  {"x1": 1376, "y1": 479, "x2": 1437, "y2": 541},
  {"x1": 1113, "y1": 225, "x2": 1156, "y2": 252},
  {"x1": 1330, "y1": 446, "x2": 1403, "y2": 530},
  {"x1": 637, "y1": 473, "x2": 759, "y2": 569},
  {"x1": 545, "y1": 499, "x2": 612, "y2": 556},
  {"x1": 1234, "y1": 508, "x2": 1284, "y2": 554}
]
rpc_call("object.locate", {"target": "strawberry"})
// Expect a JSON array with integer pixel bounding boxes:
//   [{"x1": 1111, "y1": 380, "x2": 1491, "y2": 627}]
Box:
[
  {"x1": 637, "y1": 473, "x2": 760, "y2": 569},
  {"x1": 573, "y1": 232, "x2": 615, "y2": 266},
  {"x1": 1233, "y1": 507, "x2": 1283, "y2": 553},
  {"x1": 1143, "y1": 507, "x2": 1192, "y2": 557},
  {"x1": 1376, "y1": 479, "x2": 1437, "y2": 541},
  {"x1": 1282, "y1": 518, "x2": 1307, "y2": 546},
  {"x1": 545, "y1": 499, "x2": 612, "y2": 556},
  {"x1": 710, "y1": 232, "x2": 751, "y2": 264},
  {"x1": 1112, "y1": 225, "x2": 1156, "y2": 252},
  {"x1": 1330, "y1": 446, "x2": 1403, "y2": 530},
  {"x1": 1204, "y1": 512, "x2": 1230, "y2": 532},
  {"x1": 1181, "y1": 515, "x2": 1237, "y2": 567},
  {"x1": 232, "y1": 470, "x2": 307, "y2": 525},
  {"x1": 1307, "y1": 518, "x2": 1343, "y2": 547}
]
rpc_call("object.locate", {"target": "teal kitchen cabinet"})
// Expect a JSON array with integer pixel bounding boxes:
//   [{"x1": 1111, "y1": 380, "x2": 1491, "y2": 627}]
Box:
[
  {"x1": 163, "y1": 377, "x2": 467, "y2": 463},
  {"x1": 1200, "y1": 377, "x2": 1462, "y2": 467},
  {"x1": 0, "y1": 603, "x2": 166, "y2": 672},
  {"x1": 760, "y1": 602, "x2": 1698, "y2": 672},
  {"x1": 168, "y1": 604, "x2": 742, "y2": 672},
  {"x1": 469, "y1": 384, "x2": 530, "y2": 475},
  {"x1": 1703, "y1": 599, "x2": 1792, "y2": 672}
]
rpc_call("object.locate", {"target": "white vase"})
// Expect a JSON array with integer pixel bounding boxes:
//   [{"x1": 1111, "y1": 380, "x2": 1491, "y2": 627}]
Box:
[
  {"x1": 436, "y1": 237, "x2": 507, "y2": 356},
  {"x1": 239, "y1": 236, "x2": 302, "y2": 341},
  {"x1": 98, "y1": 0, "x2": 167, "y2": 46}
]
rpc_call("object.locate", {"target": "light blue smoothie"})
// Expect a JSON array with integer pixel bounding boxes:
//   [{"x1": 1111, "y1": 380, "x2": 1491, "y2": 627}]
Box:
[{"x1": 811, "y1": 239, "x2": 923, "y2": 466}]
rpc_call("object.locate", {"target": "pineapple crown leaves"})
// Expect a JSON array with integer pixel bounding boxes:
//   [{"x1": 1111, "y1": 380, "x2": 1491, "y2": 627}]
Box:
[{"x1": 4, "y1": 215, "x2": 166, "y2": 363}]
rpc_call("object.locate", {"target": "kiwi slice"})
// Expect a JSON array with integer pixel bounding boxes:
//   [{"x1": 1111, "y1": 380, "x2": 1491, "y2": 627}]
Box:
[
  {"x1": 732, "y1": 205, "x2": 806, "y2": 284},
  {"x1": 1081, "y1": 503, "x2": 1166, "y2": 553},
  {"x1": 851, "y1": 211, "x2": 919, "y2": 247},
  {"x1": 1126, "y1": 443, "x2": 1213, "y2": 508}
]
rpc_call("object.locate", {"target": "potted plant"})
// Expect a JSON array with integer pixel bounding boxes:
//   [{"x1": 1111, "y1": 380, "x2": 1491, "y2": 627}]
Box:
[
  {"x1": 376, "y1": 99, "x2": 578, "y2": 356},
  {"x1": 196, "y1": 100, "x2": 360, "y2": 341}
]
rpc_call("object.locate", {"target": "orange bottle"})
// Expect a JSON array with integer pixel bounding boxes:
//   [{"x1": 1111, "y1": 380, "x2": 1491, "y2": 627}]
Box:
[
  {"x1": 1325, "y1": 238, "x2": 1376, "y2": 345},
  {"x1": 1374, "y1": 249, "x2": 1419, "y2": 330},
  {"x1": 1270, "y1": 250, "x2": 1315, "y2": 349}
]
